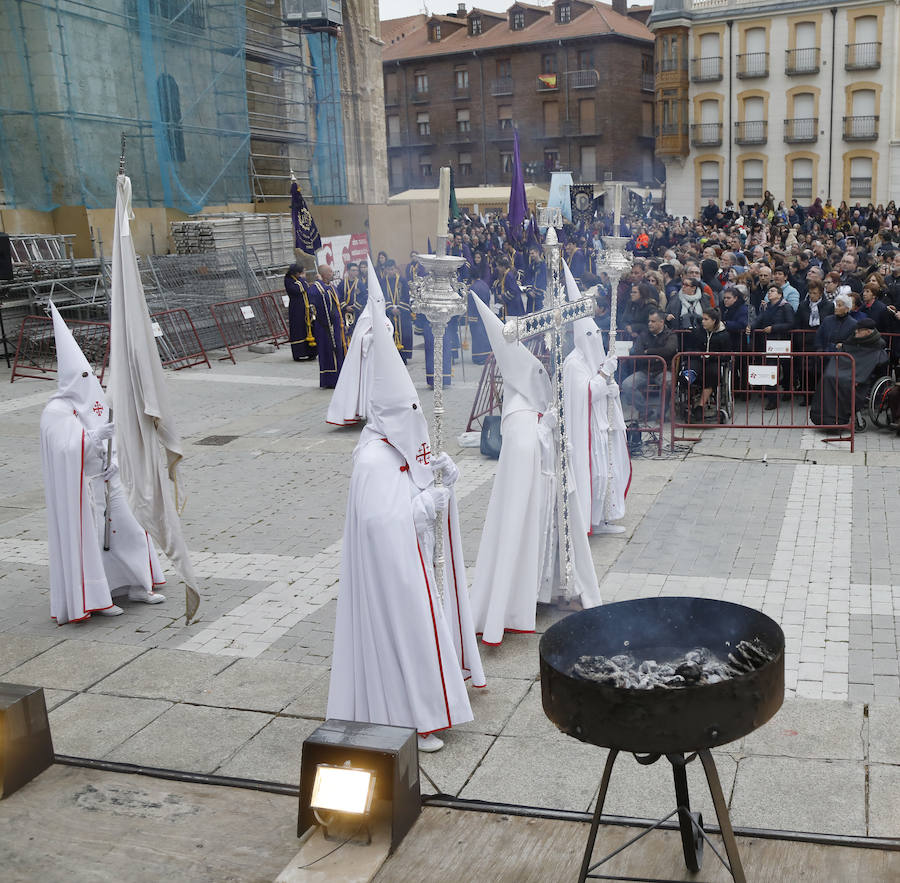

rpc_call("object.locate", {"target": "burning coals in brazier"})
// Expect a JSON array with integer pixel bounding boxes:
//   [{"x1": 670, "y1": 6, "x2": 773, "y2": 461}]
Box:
[{"x1": 571, "y1": 639, "x2": 774, "y2": 689}]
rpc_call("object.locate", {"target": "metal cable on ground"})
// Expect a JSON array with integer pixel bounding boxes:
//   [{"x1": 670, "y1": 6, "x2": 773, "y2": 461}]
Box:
[{"x1": 53, "y1": 755, "x2": 900, "y2": 853}]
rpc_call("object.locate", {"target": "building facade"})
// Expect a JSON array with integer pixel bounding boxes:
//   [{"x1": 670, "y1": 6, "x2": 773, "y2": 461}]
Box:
[
  {"x1": 381, "y1": 1, "x2": 662, "y2": 194},
  {"x1": 649, "y1": 0, "x2": 900, "y2": 218}
]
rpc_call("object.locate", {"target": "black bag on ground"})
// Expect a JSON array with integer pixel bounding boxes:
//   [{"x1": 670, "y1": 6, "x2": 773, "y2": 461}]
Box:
[{"x1": 480, "y1": 415, "x2": 502, "y2": 459}]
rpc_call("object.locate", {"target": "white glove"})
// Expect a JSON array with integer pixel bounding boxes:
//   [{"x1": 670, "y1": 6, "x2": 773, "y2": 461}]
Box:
[
  {"x1": 602, "y1": 355, "x2": 618, "y2": 376},
  {"x1": 606, "y1": 381, "x2": 619, "y2": 397},
  {"x1": 89, "y1": 421, "x2": 115, "y2": 443},
  {"x1": 102, "y1": 462, "x2": 119, "y2": 482},
  {"x1": 539, "y1": 410, "x2": 557, "y2": 431},
  {"x1": 425, "y1": 486, "x2": 451, "y2": 515},
  {"x1": 430, "y1": 452, "x2": 459, "y2": 488}
]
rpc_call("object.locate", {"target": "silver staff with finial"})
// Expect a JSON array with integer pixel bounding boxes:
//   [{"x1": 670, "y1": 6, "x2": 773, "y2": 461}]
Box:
[
  {"x1": 503, "y1": 212, "x2": 597, "y2": 598},
  {"x1": 104, "y1": 132, "x2": 126, "y2": 551},
  {"x1": 410, "y1": 167, "x2": 465, "y2": 604}
]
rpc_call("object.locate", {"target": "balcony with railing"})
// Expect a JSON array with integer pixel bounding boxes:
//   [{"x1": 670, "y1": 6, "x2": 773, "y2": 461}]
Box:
[
  {"x1": 385, "y1": 92, "x2": 401, "y2": 106},
  {"x1": 691, "y1": 56, "x2": 722, "y2": 82},
  {"x1": 641, "y1": 72, "x2": 654, "y2": 92},
  {"x1": 491, "y1": 76, "x2": 514, "y2": 96},
  {"x1": 735, "y1": 120, "x2": 767, "y2": 145},
  {"x1": 536, "y1": 74, "x2": 560, "y2": 92},
  {"x1": 784, "y1": 117, "x2": 818, "y2": 143},
  {"x1": 569, "y1": 69, "x2": 599, "y2": 89},
  {"x1": 453, "y1": 86, "x2": 470, "y2": 100},
  {"x1": 843, "y1": 115, "x2": 878, "y2": 141},
  {"x1": 849, "y1": 177, "x2": 872, "y2": 199},
  {"x1": 656, "y1": 121, "x2": 689, "y2": 157},
  {"x1": 785, "y1": 47, "x2": 820, "y2": 75},
  {"x1": 736, "y1": 52, "x2": 768, "y2": 79},
  {"x1": 690, "y1": 122, "x2": 722, "y2": 147},
  {"x1": 447, "y1": 126, "x2": 477, "y2": 144},
  {"x1": 846, "y1": 42, "x2": 881, "y2": 70},
  {"x1": 411, "y1": 87, "x2": 429, "y2": 103}
]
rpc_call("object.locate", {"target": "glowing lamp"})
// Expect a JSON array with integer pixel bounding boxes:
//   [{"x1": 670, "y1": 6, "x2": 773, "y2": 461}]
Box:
[
  {"x1": 298, "y1": 719, "x2": 420, "y2": 854},
  {"x1": 310, "y1": 763, "x2": 376, "y2": 815}
]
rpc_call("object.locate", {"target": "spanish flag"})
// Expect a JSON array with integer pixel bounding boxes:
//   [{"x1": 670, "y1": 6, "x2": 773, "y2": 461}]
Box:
[{"x1": 538, "y1": 73, "x2": 558, "y2": 88}]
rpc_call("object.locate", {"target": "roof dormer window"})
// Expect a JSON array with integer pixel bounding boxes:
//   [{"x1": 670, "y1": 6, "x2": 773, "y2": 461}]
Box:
[
  {"x1": 430, "y1": 22, "x2": 441, "y2": 40},
  {"x1": 511, "y1": 9, "x2": 525, "y2": 30},
  {"x1": 470, "y1": 15, "x2": 482, "y2": 35},
  {"x1": 557, "y1": 3, "x2": 571, "y2": 23}
]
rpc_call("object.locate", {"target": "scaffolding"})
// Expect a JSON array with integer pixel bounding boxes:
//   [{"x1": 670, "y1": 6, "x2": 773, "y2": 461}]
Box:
[{"x1": 0, "y1": 0, "x2": 252, "y2": 212}]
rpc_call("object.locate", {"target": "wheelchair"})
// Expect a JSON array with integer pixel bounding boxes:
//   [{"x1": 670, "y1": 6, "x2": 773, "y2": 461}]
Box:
[
  {"x1": 675, "y1": 357, "x2": 733, "y2": 425},
  {"x1": 864, "y1": 366, "x2": 900, "y2": 434}
]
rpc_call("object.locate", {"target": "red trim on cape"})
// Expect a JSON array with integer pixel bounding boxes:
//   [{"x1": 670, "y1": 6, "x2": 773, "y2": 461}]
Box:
[
  {"x1": 79, "y1": 429, "x2": 86, "y2": 618},
  {"x1": 476, "y1": 627, "x2": 536, "y2": 646},
  {"x1": 416, "y1": 538, "x2": 452, "y2": 731}
]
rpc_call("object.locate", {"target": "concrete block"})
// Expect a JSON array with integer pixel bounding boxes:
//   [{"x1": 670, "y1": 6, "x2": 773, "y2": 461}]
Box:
[
  {"x1": 456, "y1": 676, "x2": 531, "y2": 736},
  {"x1": 730, "y1": 756, "x2": 865, "y2": 836},
  {"x1": 187, "y1": 659, "x2": 326, "y2": 713},
  {"x1": 459, "y1": 735, "x2": 608, "y2": 812},
  {"x1": 216, "y1": 716, "x2": 320, "y2": 785},
  {"x1": 107, "y1": 704, "x2": 272, "y2": 774},
  {"x1": 417, "y1": 730, "x2": 495, "y2": 797},
  {"x1": 49, "y1": 693, "x2": 171, "y2": 758},
  {"x1": 4, "y1": 640, "x2": 145, "y2": 692},
  {"x1": 742, "y1": 699, "x2": 865, "y2": 760},
  {"x1": 89, "y1": 647, "x2": 233, "y2": 701},
  {"x1": 0, "y1": 634, "x2": 62, "y2": 676},
  {"x1": 868, "y1": 704, "x2": 900, "y2": 764},
  {"x1": 868, "y1": 764, "x2": 900, "y2": 839}
]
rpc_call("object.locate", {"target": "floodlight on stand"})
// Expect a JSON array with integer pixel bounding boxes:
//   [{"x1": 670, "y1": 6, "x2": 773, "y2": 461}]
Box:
[{"x1": 310, "y1": 761, "x2": 376, "y2": 843}]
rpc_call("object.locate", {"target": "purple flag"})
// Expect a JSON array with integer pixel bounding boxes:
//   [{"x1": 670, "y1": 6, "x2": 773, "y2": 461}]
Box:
[
  {"x1": 291, "y1": 182, "x2": 321, "y2": 255},
  {"x1": 508, "y1": 128, "x2": 527, "y2": 239}
]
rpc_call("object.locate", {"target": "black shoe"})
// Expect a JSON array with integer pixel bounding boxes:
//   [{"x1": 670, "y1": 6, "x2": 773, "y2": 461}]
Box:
[{"x1": 764, "y1": 399, "x2": 777, "y2": 411}]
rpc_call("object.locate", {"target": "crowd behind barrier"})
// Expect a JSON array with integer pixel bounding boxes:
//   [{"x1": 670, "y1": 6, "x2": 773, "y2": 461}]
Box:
[{"x1": 288, "y1": 194, "x2": 900, "y2": 448}]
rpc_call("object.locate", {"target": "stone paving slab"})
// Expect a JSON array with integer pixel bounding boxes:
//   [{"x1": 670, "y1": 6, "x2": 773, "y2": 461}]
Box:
[
  {"x1": 455, "y1": 677, "x2": 532, "y2": 736},
  {"x1": 868, "y1": 704, "x2": 900, "y2": 764},
  {"x1": 0, "y1": 633, "x2": 63, "y2": 675},
  {"x1": 49, "y1": 693, "x2": 172, "y2": 757},
  {"x1": 417, "y1": 730, "x2": 495, "y2": 796},
  {"x1": 214, "y1": 716, "x2": 319, "y2": 784},
  {"x1": 729, "y1": 756, "x2": 867, "y2": 836},
  {"x1": 867, "y1": 764, "x2": 900, "y2": 839},
  {"x1": 106, "y1": 704, "x2": 272, "y2": 773},
  {"x1": 4, "y1": 640, "x2": 147, "y2": 692},
  {"x1": 90, "y1": 647, "x2": 234, "y2": 701}
]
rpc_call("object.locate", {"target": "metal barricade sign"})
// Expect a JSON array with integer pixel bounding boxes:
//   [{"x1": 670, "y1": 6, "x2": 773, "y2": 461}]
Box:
[
  {"x1": 11, "y1": 315, "x2": 110, "y2": 385},
  {"x1": 209, "y1": 293, "x2": 288, "y2": 363}
]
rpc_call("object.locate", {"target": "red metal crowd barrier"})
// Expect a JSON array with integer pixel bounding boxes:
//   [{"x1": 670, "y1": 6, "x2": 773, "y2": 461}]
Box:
[
  {"x1": 150, "y1": 308, "x2": 211, "y2": 371},
  {"x1": 615, "y1": 355, "x2": 667, "y2": 456},
  {"x1": 670, "y1": 350, "x2": 856, "y2": 451},
  {"x1": 11, "y1": 315, "x2": 110, "y2": 385},
  {"x1": 209, "y1": 293, "x2": 288, "y2": 364}
]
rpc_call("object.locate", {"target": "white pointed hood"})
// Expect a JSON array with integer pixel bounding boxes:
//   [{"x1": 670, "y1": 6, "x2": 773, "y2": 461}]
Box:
[
  {"x1": 472, "y1": 295, "x2": 551, "y2": 415},
  {"x1": 50, "y1": 302, "x2": 109, "y2": 429},
  {"x1": 367, "y1": 287, "x2": 433, "y2": 490},
  {"x1": 366, "y1": 256, "x2": 385, "y2": 307},
  {"x1": 563, "y1": 261, "x2": 605, "y2": 376}
]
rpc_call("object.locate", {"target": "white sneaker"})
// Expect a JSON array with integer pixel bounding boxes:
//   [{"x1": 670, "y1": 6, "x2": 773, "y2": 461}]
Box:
[
  {"x1": 97, "y1": 605, "x2": 124, "y2": 617},
  {"x1": 128, "y1": 590, "x2": 166, "y2": 604},
  {"x1": 417, "y1": 734, "x2": 444, "y2": 753}
]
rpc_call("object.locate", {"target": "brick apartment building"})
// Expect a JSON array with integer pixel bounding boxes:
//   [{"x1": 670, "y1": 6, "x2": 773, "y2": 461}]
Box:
[{"x1": 381, "y1": 0, "x2": 663, "y2": 194}]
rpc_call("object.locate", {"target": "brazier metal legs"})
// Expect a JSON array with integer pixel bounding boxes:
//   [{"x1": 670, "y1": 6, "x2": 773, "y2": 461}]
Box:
[{"x1": 577, "y1": 748, "x2": 747, "y2": 883}]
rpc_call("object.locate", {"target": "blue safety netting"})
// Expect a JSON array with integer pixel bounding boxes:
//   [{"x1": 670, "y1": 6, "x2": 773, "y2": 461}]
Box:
[
  {"x1": 306, "y1": 30, "x2": 347, "y2": 205},
  {"x1": 0, "y1": 0, "x2": 251, "y2": 212}
]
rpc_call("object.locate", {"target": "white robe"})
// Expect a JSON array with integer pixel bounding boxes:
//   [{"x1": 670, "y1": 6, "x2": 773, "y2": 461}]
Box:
[
  {"x1": 41, "y1": 399, "x2": 165, "y2": 624},
  {"x1": 326, "y1": 302, "x2": 374, "y2": 426},
  {"x1": 327, "y1": 431, "x2": 482, "y2": 735},
  {"x1": 564, "y1": 352, "x2": 631, "y2": 532}
]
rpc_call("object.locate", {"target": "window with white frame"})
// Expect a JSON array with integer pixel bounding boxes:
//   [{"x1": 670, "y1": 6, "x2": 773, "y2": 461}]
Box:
[
  {"x1": 417, "y1": 112, "x2": 430, "y2": 136},
  {"x1": 459, "y1": 151, "x2": 473, "y2": 175},
  {"x1": 791, "y1": 158, "x2": 813, "y2": 199},
  {"x1": 456, "y1": 108, "x2": 470, "y2": 133},
  {"x1": 700, "y1": 161, "x2": 719, "y2": 199},
  {"x1": 742, "y1": 158, "x2": 763, "y2": 199},
  {"x1": 849, "y1": 156, "x2": 873, "y2": 199}
]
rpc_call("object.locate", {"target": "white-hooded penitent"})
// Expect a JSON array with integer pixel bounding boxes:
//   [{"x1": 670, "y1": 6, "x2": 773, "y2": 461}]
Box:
[
  {"x1": 561, "y1": 262, "x2": 631, "y2": 534},
  {"x1": 468, "y1": 295, "x2": 600, "y2": 645},
  {"x1": 326, "y1": 257, "x2": 389, "y2": 426},
  {"x1": 327, "y1": 295, "x2": 484, "y2": 744},
  {"x1": 39, "y1": 304, "x2": 166, "y2": 624}
]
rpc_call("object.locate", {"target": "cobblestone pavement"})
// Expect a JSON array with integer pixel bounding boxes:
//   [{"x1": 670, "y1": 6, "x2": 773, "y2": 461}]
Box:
[{"x1": 1, "y1": 339, "x2": 899, "y2": 839}]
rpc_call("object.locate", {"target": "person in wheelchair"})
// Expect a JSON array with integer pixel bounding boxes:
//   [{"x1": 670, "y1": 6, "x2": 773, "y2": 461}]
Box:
[
  {"x1": 680, "y1": 308, "x2": 731, "y2": 422},
  {"x1": 810, "y1": 318, "x2": 889, "y2": 427}
]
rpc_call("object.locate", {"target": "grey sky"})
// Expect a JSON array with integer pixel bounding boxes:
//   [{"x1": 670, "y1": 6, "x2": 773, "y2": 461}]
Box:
[{"x1": 379, "y1": 0, "x2": 645, "y2": 22}]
